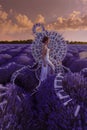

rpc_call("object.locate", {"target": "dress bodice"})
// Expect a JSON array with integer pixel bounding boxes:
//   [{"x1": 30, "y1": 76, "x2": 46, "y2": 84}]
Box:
[{"x1": 45, "y1": 45, "x2": 50, "y2": 59}]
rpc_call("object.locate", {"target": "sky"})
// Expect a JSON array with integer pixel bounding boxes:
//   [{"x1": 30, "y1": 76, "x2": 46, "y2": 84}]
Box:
[{"x1": 0, "y1": 0, "x2": 87, "y2": 41}]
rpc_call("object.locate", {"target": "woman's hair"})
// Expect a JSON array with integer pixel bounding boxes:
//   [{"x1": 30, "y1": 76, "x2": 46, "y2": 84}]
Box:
[{"x1": 42, "y1": 36, "x2": 49, "y2": 43}]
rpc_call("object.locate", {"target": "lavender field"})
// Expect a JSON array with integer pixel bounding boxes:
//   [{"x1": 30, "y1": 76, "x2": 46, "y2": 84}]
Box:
[{"x1": 0, "y1": 43, "x2": 87, "y2": 130}]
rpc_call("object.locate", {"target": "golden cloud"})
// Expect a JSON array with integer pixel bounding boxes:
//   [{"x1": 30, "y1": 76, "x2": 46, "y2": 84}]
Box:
[
  {"x1": 6, "y1": 13, "x2": 45, "y2": 34},
  {"x1": 57, "y1": 17, "x2": 63, "y2": 24},
  {"x1": 15, "y1": 14, "x2": 33, "y2": 29},
  {"x1": 0, "y1": 6, "x2": 33, "y2": 35},
  {"x1": 46, "y1": 11, "x2": 87, "y2": 31},
  {"x1": 0, "y1": 20, "x2": 22, "y2": 34},
  {"x1": 0, "y1": 8, "x2": 8, "y2": 20},
  {"x1": 35, "y1": 14, "x2": 45, "y2": 23},
  {"x1": 0, "y1": 4, "x2": 87, "y2": 41}
]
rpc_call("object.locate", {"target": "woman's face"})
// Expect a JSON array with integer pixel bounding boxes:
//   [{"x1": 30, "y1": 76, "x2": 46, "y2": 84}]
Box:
[{"x1": 45, "y1": 39, "x2": 49, "y2": 45}]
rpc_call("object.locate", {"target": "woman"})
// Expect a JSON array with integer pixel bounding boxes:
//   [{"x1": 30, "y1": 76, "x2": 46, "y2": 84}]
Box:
[
  {"x1": 40, "y1": 36, "x2": 55, "y2": 81},
  {"x1": 31, "y1": 36, "x2": 55, "y2": 95}
]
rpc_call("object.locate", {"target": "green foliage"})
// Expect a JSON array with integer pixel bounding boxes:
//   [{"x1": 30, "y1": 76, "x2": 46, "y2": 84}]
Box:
[
  {"x1": 0, "y1": 39, "x2": 33, "y2": 44},
  {"x1": 69, "y1": 41, "x2": 87, "y2": 44},
  {"x1": 0, "y1": 40, "x2": 87, "y2": 44}
]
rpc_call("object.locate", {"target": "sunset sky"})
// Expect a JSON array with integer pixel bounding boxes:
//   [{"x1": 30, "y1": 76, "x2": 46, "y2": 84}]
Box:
[{"x1": 0, "y1": 0, "x2": 87, "y2": 41}]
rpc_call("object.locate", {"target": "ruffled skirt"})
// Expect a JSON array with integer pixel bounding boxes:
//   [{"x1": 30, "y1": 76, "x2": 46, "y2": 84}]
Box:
[{"x1": 40, "y1": 58, "x2": 55, "y2": 81}]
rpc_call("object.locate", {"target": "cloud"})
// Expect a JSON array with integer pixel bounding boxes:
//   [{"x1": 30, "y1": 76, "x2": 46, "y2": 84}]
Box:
[
  {"x1": 0, "y1": 5, "x2": 33, "y2": 35},
  {"x1": 57, "y1": 17, "x2": 63, "y2": 24},
  {"x1": 45, "y1": 11, "x2": 87, "y2": 31},
  {"x1": 0, "y1": 4, "x2": 87, "y2": 41},
  {"x1": 0, "y1": 20, "x2": 23, "y2": 35},
  {"x1": 0, "y1": 5, "x2": 35, "y2": 40},
  {"x1": 0, "y1": 10, "x2": 45, "y2": 36},
  {"x1": 35, "y1": 14, "x2": 45, "y2": 23},
  {"x1": 15, "y1": 14, "x2": 33, "y2": 29},
  {"x1": 0, "y1": 8, "x2": 8, "y2": 21}
]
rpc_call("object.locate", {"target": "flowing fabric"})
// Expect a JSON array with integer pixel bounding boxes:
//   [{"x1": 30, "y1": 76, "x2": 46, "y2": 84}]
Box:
[
  {"x1": 40, "y1": 63, "x2": 48, "y2": 81},
  {"x1": 40, "y1": 46, "x2": 55, "y2": 81}
]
